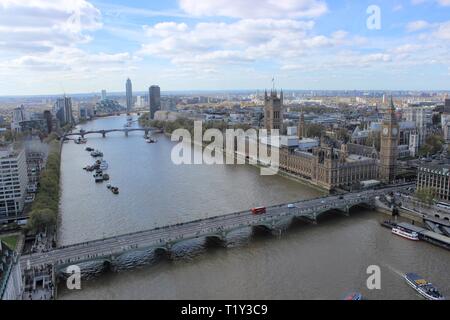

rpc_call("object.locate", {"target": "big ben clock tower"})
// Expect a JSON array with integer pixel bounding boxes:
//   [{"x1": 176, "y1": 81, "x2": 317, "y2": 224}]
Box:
[{"x1": 379, "y1": 97, "x2": 399, "y2": 183}]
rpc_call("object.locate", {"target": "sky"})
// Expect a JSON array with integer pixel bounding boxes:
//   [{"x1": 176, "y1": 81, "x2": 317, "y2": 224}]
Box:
[{"x1": 0, "y1": 0, "x2": 450, "y2": 96}]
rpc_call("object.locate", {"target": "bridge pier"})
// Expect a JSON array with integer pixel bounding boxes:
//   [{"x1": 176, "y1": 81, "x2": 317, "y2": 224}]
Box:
[
  {"x1": 341, "y1": 206, "x2": 350, "y2": 217},
  {"x1": 125, "y1": 130, "x2": 129, "y2": 137},
  {"x1": 101, "y1": 131, "x2": 106, "y2": 138},
  {"x1": 304, "y1": 214, "x2": 318, "y2": 224}
]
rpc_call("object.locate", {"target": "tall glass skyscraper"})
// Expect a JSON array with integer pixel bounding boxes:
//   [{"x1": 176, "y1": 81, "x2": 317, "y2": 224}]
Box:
[
  {"x1": 126, "y1": 78, "x2": 133, "y2": 112},
  {"x1": 53, "y1": 97, "x2": 73, "y2": 126},
  {"x1": 149, "y1": 85, "x2": 161, "y2": 119}
]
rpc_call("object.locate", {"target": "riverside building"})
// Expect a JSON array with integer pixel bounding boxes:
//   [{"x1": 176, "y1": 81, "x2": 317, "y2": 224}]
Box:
[{"x1": 0, "y1": 147, "x2": 28, "y2": 221}]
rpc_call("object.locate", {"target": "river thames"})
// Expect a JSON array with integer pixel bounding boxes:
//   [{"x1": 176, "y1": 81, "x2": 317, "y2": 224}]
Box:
[{"x1": 58, "y1": 115, "x2": 450, "y2": 300}]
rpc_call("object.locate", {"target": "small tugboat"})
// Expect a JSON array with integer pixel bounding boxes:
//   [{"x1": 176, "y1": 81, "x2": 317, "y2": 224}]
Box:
[
  {"x1": 86, "y1": 147, "x2": 94, "y2": 152},
  {"x1": 111, "y1": 186, "x2": 119, "y2": 194},
  {"x1": 75, "y1": 137, "x2": 87, "y2": 144},
  {"x1": 99, "y1": 160, "x2": 108, "y2": 171},
  {"x1": 90, "y1": 150, "x2": 103, "y2": 157},
  {"x1": 344, "y1": 293, "x2": 363, "y2": 301},
  {"x1": 93, "y1": 172, "x2": 104, "y2": 183},
  {"x1": 107, "y1": 184, "x2": 112, "y2": 189},
  {"x1": 392, "y1": 227, "x2": 419, "y2": 241},
  {"x1": 84, "y1": 165, "x2": 95, "y2": 172},
  {"x1": 404, "y1": 273, "x2": 445, "y2": 300},
  {"x1": 102, "y1": 174, "x2": 110, "y2": 181},
  {"x1": 146, "y1": 138, "x2": 157, "y2": 144}
]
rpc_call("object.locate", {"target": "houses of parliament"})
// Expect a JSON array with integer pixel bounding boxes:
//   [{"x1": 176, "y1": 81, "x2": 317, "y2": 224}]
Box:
[{"x1": 263, "y1": 90, "x2": 398, "y2": 191}]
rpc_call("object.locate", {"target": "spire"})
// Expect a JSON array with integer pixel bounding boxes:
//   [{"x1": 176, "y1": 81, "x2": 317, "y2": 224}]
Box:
[
  {"x1": 280, "y1": 89, "x2": 284, "y2": 104},
  {"x1": 298, "y1": 111, "x2": 305, "y2": 139},
  {"x1": 389, "y1": 96, "x2": 395, "y2": 111}
]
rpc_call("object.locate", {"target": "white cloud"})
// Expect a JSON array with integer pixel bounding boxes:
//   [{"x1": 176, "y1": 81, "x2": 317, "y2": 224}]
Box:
[
  {"x1": 433, "y1": 21, "x2": 450, "y2": 39},
  {"x1": 390, "y1": 44, "x2": 422, "y2": 54},
  {"x1": 406, "y1": 20, "x2": 431, "y2": 32},
  {"x1": 411, "y1": 0, "x2": 450, "y2": 6},
  {"x1": 0, "y1": 0, "x2": 102, "y2": 53},
  {"x1": 139, "y1": 19, "x2": 351, "y2": 68},
  {"x1": 0, "y1": 0, "x2": 136, "y2": 82},
  {"x1": 178, "y1": 0, "x2": 328, "y2": 19}
]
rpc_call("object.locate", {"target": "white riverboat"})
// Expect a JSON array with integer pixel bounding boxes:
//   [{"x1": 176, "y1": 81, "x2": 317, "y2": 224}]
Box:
[{"x1": 392, "y1": 227, "x2": 419, "y2": 241}]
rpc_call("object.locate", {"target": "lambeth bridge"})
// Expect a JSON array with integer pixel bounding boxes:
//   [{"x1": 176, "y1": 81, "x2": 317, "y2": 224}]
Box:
[
  {"x1": 20, "y1": 185, "x2": 412, "y2": 271},
  {"x1": 63, "y1": 127, "x2": 160, "y2": 139}
]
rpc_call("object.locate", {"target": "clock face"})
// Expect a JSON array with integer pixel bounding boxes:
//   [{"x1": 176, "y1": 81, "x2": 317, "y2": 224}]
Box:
[
  {"x1": 383, "y1": 128, "x2": 389, "y2": 136},
  {"x1": 392, "y1": 128, "x2": 398, "y2": 136}
]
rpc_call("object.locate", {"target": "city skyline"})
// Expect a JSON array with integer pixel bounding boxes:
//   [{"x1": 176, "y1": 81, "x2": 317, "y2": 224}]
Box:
[{"x1": 1, "y1": 0, "x2": 450, "y2": 96}]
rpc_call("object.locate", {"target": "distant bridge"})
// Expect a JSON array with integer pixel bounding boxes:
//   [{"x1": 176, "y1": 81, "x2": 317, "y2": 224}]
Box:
[
  {"x1": 20, "y1": 184, "x2": 413, "y2": 271},
  {"x1": 63, "y1": 127, "x2": 160, "y2": 139}
]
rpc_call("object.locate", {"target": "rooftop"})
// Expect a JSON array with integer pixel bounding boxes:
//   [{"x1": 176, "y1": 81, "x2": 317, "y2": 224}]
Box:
[
  {"x1": 346, "y1": 154, "x2": 374, "y2": 162},
  {"x1": 0, "y1": 145, "x2": 22, "y2": 159},
  {"x1": 419, "y1": 165, "x2": 450, "y2": 176}
]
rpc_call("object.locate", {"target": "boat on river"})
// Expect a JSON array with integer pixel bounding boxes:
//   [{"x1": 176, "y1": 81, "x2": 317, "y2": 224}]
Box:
[
  {"x1": 404, "y1": 273, "x2": 445, "y2": 300},
  {"x1": 392, "y1": 227, "x2": 420, "y2": 241},
  {"x1": 91, "y1": 150, "x2": 103, "y2": 157},
  {"x1": 75, "y1": 137, "x2": 87, "y2": 144},
  {"x1": 344, "y1": 293, "x2": 363, "y2": 301},
  {"x1": 99, "y1": 160, "x2": 108, "y2": 171},
  {"x1": 93, "y1": 173, "x2": 104, "y2": 183}
]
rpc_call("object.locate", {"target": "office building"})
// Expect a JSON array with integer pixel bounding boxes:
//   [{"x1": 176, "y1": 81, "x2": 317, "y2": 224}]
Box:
[
  {"x1": 43, "y1": 111, "x2": 53, "y2": 134},
  {"x1": 417, "y1": 166, "x2": 450, "y2": 203},
  {"x1": 149, "y1": 85, "x2": 161, "y2": 119},
  {"x1": 126, "y1": 78, "x2": 133, "y2": 112},
  {"x1": 53, "y1": 97, "x2": 73, "y2": 126},
  {"x1": 403, "y1": 105, "x2": 433, "y2": 146},
  {"x1": 0, "y1": 147, "x2": 28, "y2": 220},
  {"x1": 101, "y1": 90, "x2": 107, "y2": 101},
  {"x1": 11, "y1": 105, "x2": 28, "y2": 133}
]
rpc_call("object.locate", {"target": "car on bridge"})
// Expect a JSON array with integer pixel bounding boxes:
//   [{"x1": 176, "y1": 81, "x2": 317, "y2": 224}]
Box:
[{"x1": 251, "y1": 207, "x2": 267, "y2": 215}]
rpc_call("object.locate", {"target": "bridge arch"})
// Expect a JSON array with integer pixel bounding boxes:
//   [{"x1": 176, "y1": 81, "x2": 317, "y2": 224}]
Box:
[
  {"x1": 205, "y1": 234, "x2": 226, "y2": 242},
  {"x1": 253, "y1": 223, "x2": 274, "y2": 233},
  {"x1": 313, "y1": 201, "x2": 374, "y2": 220},
  {"x1": 154, "y1": 247, "x2": 169, "y2": 255}
]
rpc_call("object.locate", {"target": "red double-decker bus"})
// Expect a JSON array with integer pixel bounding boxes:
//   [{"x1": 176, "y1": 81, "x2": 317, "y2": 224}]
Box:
[{"x1": 251, "y1": 207, "x2": 267, "y2": 215}]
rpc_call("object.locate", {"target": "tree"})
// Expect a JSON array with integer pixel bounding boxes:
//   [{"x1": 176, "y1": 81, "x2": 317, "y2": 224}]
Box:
[
  {"x1": 27, "y1": 139, "x2": 61, "y2": 232},
  {"x1": 28, "y1": 209, "x2": 57, "y2": 232},
  {"x1": 306, "y1": 124, "x2": 325, "y2": 138},
  {"x1": 419, "y1": 134, "x2": 445, "y2": 156},
  {"x1": 416, "y1": 188, "x2": 436, "y2": 205}
]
